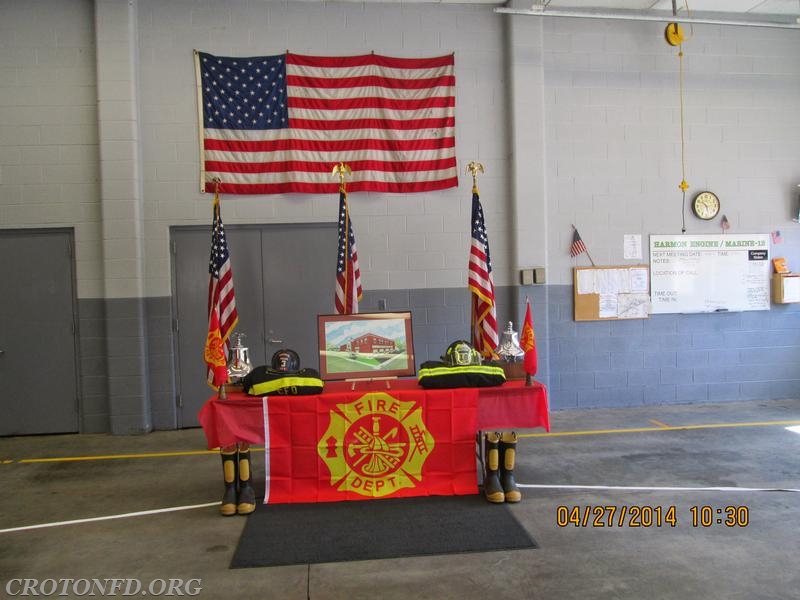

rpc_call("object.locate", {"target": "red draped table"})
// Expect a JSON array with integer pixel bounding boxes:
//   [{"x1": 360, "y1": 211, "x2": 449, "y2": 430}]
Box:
[{"x1": 199, "y1": 379, "x2": 549, "y2": 504}]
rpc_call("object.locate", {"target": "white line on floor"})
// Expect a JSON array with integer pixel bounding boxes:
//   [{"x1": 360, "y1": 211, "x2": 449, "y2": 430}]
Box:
[
  {"x1": 0, "y1": 501, "x2": 220, "y2": 534},
  {"x1": 4, "y1": 484, "x2": 797, "y2": 535},
  {"x1": 518, "y1": 484, "x2": 800, "y2": 492}
]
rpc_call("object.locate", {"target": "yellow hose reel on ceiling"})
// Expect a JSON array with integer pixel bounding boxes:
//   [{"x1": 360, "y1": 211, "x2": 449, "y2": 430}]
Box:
[{"x1": 664, "y1": 22, "x2": 686, "y2": 46}]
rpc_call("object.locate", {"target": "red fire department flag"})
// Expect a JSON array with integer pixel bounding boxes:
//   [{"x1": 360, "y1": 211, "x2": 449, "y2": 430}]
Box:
[
  {"x1": 203, "y1": 302, "x2": 229, "y2": 388},
  {"x1": 520, "y1": 297, "x2": 538, "y2": 377},
  {"x1": 262, "y1": 388, "x2": 478, "y2": 503}
]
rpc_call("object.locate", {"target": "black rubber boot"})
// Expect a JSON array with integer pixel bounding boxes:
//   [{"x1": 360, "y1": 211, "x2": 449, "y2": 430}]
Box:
[
  {"x1": 220, "y1": 450, "x2": 238, "y2": 516},
  {"x1": 236, "y1": 448, "x2": 256, "y2": 515},
  {"x1": 483, "y1": 432, "x2": 505, "y2": 503},
  {"x1": 499, "y1": 431, "x2": 522, "y2": 503}
]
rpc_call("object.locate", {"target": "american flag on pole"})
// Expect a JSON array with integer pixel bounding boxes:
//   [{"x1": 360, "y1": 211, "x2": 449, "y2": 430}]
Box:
[
  {"x1": 204, "y1": 189, "x2": 238, "y2": 388},
  {"x1": 570, "y1": 227, "x2": 588, "y2": 258},
  {"x1": 334, "y1": 187, "x2": 362, "y2": 315},
  {"x1": 468, "y1": 188, "x2": 498, "y2": 357},
  {"x1": 195, "y1": 51, "x2": 457, "y2": 194}
]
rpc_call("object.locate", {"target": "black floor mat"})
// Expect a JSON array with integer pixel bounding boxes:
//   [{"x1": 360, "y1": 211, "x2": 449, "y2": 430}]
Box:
[{"x1": 230, "y1": 494, "x2": 537, "y2": 568}]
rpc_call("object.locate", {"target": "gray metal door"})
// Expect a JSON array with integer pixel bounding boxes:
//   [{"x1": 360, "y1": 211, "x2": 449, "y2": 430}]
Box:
[
  {"x1": 172, "y1": 223, "x2": 336, "y2": 428},
  {"x1": 0, "y1": 229, "x2": 79, "y2": 435},
  {"x1": 172, "y1": 226, "x2": 263, "y2": 428},
  {"x1": 261, "y1": 224, "x2": 338, "y2": 371}
]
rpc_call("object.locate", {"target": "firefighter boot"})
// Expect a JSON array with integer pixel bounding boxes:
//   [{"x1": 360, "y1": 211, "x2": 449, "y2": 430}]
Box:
[
  {"x1": 483, "y1": 432, "x2": 505, "y2": 503},
  {"x1": 236, "y1": 448, "x2": 256, "y2": 515},
  {"x1": 219, "y1": 449, "x2": 238, "y2": 516},
  {"x1": 499, "y1": 431, "x2": 522, "y2": 503}
]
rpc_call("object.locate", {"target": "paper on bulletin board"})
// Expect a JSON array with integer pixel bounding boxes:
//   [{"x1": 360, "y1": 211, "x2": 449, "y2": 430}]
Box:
[
  {"x1": 599, "y1": 294, "x2": 618, "y2": 318},
  {"x1": 629, "y1": 268, "x2": 649, "y2": 292},
  {"x1": 577, "y1": 266, "x2": 649, "y2": 296},
  {"x1": 617, "y1": 293, "x2": 650, "y2": 318},
  {"x1": 576, "y1": 269, "x2": 596, "y2": 294},
  {"x1": 596, "y1": 269, "x2": 630, "y2": 294}
]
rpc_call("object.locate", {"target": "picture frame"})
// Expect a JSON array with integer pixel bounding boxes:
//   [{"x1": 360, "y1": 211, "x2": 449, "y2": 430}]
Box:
[{"x1": 317, "y1": 311, "x2": 416, "y2": 381}]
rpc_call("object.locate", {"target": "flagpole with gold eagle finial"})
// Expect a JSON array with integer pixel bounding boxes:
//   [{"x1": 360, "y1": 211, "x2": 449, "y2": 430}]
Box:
[
  {"x1": 465, "y1": 161, "x2": 499, "y2": 359},
  {"x1": 466, "y1": 160, "x2": 484, "y2": 193},
  {"x1": 332, "y1": 162, "x2": 362, "y2": 317}
]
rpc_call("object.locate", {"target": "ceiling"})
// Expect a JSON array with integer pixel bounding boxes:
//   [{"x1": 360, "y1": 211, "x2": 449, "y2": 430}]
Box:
[
  {"x1": 489, "y1": 0, "x2": 800, "y2": 27},
  {"x1": 309, "y1": 1, "x2": 800, "y2": 26},
  {"x1": 313, "y1": 0, "x2": 800, "y2": 10},
  {"x1": 537, "y1": 0, "x2": 800, "y2": 15}
]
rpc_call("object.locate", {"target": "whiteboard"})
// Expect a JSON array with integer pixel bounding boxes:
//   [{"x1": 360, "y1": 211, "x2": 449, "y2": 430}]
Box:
[{"x1": 649, "y1": 234, "x2": 771, "y2": 314}]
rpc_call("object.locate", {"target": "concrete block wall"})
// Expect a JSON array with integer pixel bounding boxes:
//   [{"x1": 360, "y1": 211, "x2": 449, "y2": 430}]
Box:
[
  {"x1": 0, "y1": 0, "x2": 102, "y2": 298},
  {"x1": 542, "y1": 17, "x2": 800, "y2": 280},
  {"x1": 77, "y1": 299, "x2": 110, "y2": 433},
  {"x1": 137, "y1": 0, "x2": 515, "y2": 296},
  {"x1": 546, "y1": 285, "x2": 800, "y2": 410},
  {"x1": 539, "y1": 16, "x2": 800, "y2": 410}
]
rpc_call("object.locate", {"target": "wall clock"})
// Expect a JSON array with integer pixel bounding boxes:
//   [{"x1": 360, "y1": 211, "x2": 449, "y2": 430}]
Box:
[{"x1": 691, "y1": 191, "x2": 720, "y2": 220}]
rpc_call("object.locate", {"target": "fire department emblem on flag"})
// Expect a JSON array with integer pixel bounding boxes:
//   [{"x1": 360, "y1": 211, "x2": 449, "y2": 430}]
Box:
[
  {"x1": 318, "y1": 392, "x2": 435, "y2": 498},
  {"x1": 203, "y1": 329, "x2": 226, "y2": 366}
]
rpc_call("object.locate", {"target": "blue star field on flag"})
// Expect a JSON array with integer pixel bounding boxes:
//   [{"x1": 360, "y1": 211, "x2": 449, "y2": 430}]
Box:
[{"x1": 199, "y1": 52, "x2": 288, "y2": 131}]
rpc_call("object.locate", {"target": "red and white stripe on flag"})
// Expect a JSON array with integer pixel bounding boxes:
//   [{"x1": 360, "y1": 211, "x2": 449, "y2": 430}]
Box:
[
  {"x1": 570, "y1": 228, "x2": 588, "y2": 258},
  {"x1": 205, "y1": 195, "x2": 238, "y2": 388},
  {"x1": 197, "y1": 52, "x2": 457, "y2": 195},
  {"x1": 468, "y1": 191, "x2": 498, "y2": 355},
  {"x1": 334, "y1": 189, "x2": 362, "y2": 314}
]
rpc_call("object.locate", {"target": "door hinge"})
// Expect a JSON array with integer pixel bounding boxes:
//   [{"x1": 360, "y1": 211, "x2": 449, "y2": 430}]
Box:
[
  {"x1": 176, "y1": 394, "x2": 183, "y2": 408},
  {"x1": 172, "y1": 318, "x2": 179, "y2": 333},
  {"x1": 67, "y1": 239, "x2": 73, "y2": 259},
  {"x1": 171, "y1": 239, "x2": 176, "y2": 255}
]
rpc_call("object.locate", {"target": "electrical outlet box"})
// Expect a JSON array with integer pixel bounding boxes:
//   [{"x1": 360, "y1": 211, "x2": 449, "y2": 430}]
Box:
[{"x1": 520, "y1": 268, "x2": 546, "y2": 285}]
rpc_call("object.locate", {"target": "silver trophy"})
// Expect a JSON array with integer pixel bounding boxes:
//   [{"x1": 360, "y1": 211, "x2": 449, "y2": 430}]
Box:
[
  {"x1": 497, "y1": 321, "x2": 524, "y2": 362},
  {"x1": 227, "y1": 332, "x2": 253, "y2": 383}
]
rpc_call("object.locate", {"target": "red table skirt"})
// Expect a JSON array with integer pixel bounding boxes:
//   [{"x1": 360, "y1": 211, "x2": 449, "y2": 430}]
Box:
[{"x1": 199, "y1": 378, "x2": 549, "y2": 450}]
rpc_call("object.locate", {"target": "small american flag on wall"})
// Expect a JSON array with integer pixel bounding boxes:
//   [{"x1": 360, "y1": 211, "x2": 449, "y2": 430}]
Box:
[
  {"x1": 195, "y1": 51, "x2": 457, "y2": 195},
  {"x1": 570, "y1": 227, "x2": 588, "y2": 258}
]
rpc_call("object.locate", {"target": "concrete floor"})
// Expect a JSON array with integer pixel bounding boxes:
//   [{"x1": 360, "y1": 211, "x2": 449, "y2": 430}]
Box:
[{"x1": 1, "y1": 398, "x2": 799, "y2": 600}]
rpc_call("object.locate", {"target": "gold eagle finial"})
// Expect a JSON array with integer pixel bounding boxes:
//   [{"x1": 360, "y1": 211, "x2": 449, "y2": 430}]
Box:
[
  {"x1": 332, "y1": 162, "x2": 352, "y2": 189},
  {"x1": 466, "y1": 161, "x2": 484, "y2": 190}
]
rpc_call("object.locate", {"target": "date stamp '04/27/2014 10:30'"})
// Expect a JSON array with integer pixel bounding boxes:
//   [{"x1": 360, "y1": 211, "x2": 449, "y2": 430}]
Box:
[{"x1": 556, "y1": 505, "x2": 750, "y2": 529}]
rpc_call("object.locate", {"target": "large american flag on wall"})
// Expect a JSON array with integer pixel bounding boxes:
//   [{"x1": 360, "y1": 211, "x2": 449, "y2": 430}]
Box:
[{"x1": 195, "y1": 51, "x2": 457, "y2": 194}]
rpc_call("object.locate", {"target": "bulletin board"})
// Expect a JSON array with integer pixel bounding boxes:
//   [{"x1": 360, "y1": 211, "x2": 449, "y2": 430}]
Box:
[{"x1": 573, "y1": 265, "x2": 651, "y2": 321}]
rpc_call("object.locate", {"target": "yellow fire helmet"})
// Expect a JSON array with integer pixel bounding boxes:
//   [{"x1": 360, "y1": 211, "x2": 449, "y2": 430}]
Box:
[{"x1": 444, "y1": 340, "x2": 482, "y2": 367}]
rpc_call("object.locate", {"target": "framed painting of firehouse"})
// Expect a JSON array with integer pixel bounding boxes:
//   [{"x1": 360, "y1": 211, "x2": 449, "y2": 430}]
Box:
[{"x1": 317, "y1": 312, "x2": 415, "y2": 381}]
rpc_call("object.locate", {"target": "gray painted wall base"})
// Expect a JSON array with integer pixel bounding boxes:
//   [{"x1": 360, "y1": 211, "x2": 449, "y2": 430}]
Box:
[{"x1": 545, "y1": 286, "x2": 800, "y2": 410}]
